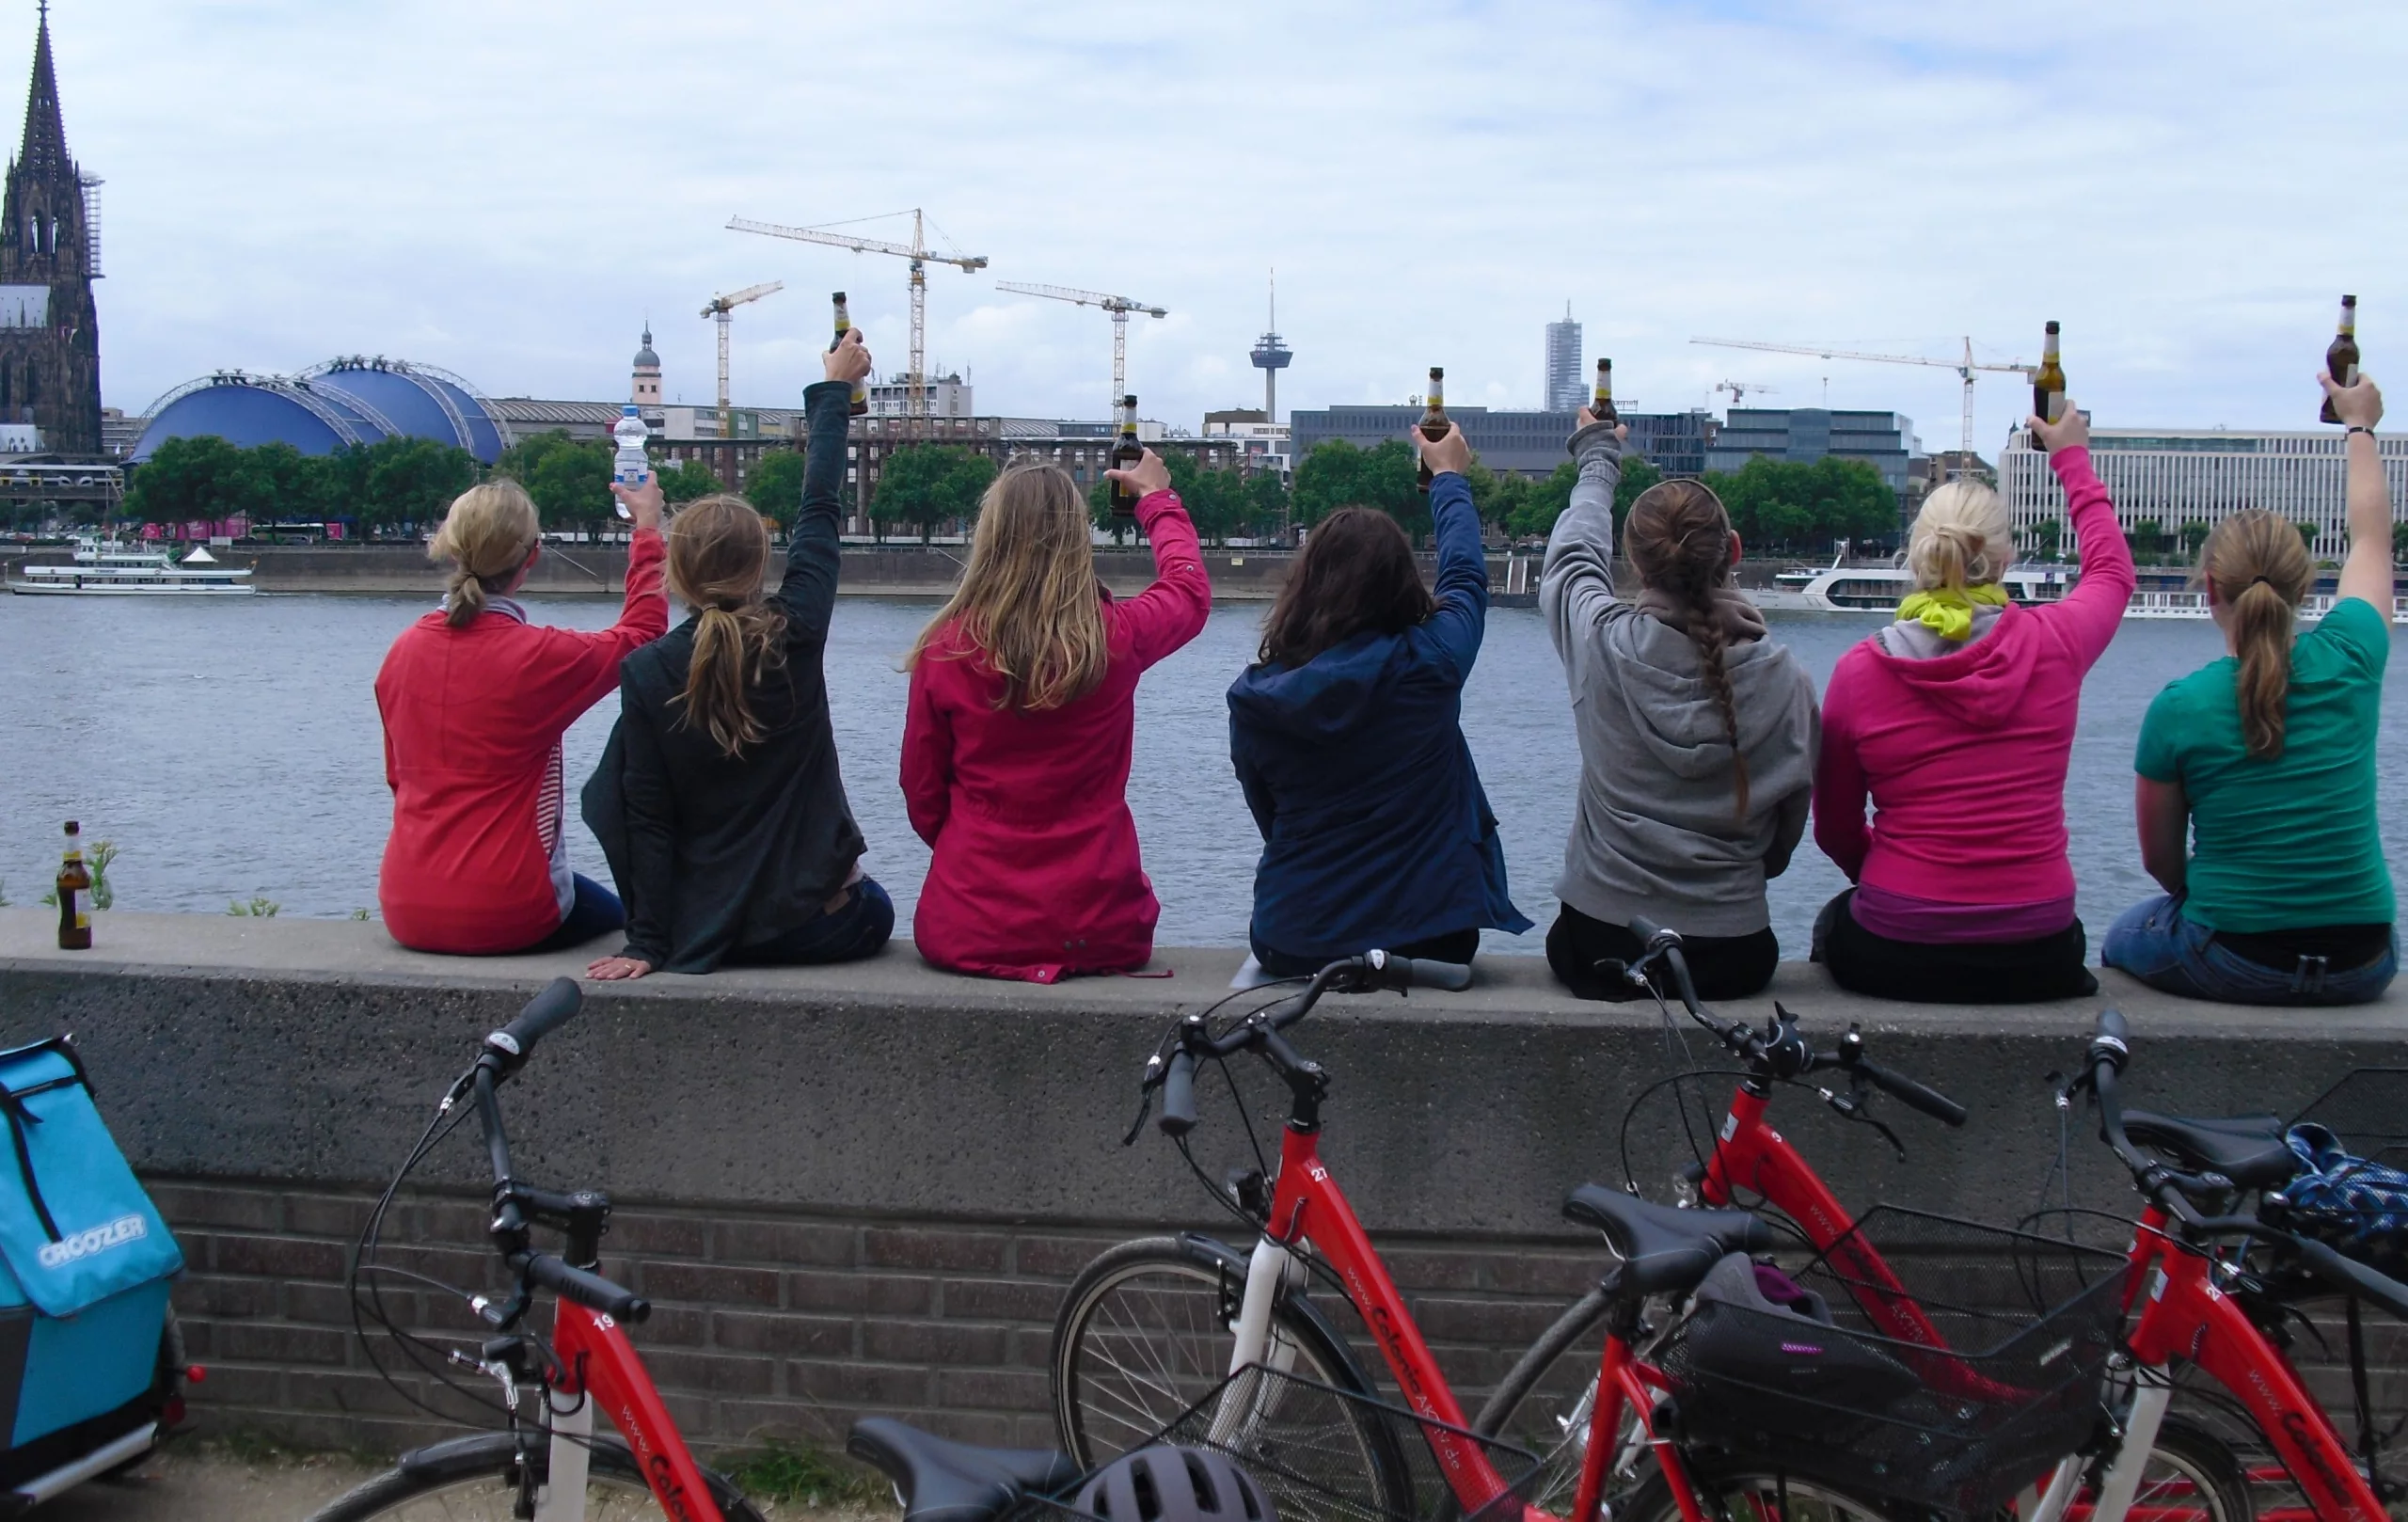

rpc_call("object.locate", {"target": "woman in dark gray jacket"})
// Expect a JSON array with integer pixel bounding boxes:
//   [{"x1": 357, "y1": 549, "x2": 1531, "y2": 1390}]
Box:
[
  {"x1": 1538, "y1": 413, "x2": 1819, "y2": 999},
  {"x1": 579, "y1": 333, "x2": 890, "y2": 977}
]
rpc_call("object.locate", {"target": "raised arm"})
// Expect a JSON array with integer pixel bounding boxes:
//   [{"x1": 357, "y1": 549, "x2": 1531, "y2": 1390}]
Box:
[
  {"x1": 2325, "y1": 374, "x2": 2393, "y2": 612},
  {"x1": 1405, "y1": 422, "x2": 1488, "y2": 686},
  {"x1": 517, "y1": 523, "x2": 669, "y2": 737},
  {"x1": 1540, "y1": 415, "x2": 1627, "y2": 666},
  {"x1": 1103, "y1": 448, "x2": 1212, "y2": 670},
  {"x1": 778, "y1": 336, "x2": 874, "y2": 641},
  {"x1": 2028, "y1": 404, "x2": 2132, "y2": 668}
]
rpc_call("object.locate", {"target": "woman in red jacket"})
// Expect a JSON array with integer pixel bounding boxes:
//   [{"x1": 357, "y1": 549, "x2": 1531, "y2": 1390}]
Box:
[
  {"x1": 375, "y1": 475, "x2": 668, "y2": 955},
  {"x1": 900, "y1": 450, "x2": 1210, "y2": 981}
]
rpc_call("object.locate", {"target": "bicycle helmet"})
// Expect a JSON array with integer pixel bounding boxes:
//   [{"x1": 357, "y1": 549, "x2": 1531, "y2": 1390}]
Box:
[{"x1": 1073, "y1": 1445, "x2": 1276, "y2": 1522}]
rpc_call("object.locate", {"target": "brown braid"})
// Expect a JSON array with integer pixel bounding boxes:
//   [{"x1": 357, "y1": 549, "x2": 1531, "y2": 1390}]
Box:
[{"x1": 1624, "y1": 480, "x2": 1750, "y2": 819}]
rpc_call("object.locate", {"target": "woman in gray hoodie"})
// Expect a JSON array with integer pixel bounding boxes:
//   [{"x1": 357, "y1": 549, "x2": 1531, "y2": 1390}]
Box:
[{"x1": 1537, "y1": 415, "x2": 1820, "y2": 999}]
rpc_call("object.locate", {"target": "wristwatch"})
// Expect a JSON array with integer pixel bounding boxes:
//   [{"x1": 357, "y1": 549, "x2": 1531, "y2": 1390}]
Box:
[{"x1": 2347, "y1": 424, "x2": 2377, "y2": 437}]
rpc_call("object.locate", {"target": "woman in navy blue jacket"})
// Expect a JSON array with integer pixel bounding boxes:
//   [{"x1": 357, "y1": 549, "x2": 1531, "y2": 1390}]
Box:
[{"x1": 1228, "y1": 421, "x2": 1529, "y2": 976}]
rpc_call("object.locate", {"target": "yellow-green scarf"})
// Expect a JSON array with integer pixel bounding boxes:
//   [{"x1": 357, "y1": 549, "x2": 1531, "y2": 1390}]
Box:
[{"x1": 1895, "y1": 583, "x2": 2009, "y2": 642}]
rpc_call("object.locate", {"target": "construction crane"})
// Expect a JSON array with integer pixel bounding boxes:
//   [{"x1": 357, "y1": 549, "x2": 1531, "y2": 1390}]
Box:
[
  {"x1": 993, "y1": 281, "x2": 1167, "y2": 420},
  {"x1": 1692, "y1": 336, "x2": 2035, "y2": 475},
  {"x1": 728, "y1": 209, "x2": 987, "y2": 419},
  {"x1": 700, "y1": 280, "x2": 783, "y2": 418},
  {"x1": 1714, "y1": 380, "x2": 1778, "y2": 407}
]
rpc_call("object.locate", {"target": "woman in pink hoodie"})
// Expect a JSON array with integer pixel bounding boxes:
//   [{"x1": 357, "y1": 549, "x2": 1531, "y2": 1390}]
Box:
[{"x1": 1812, "y1": 405, "x2": 2132, "y2": 1002}]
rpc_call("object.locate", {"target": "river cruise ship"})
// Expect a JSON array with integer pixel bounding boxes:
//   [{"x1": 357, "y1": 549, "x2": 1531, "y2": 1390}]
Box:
[
  {"x1": 7, "y1": 538, "x2": 255, "y2": 596},
  {"x1": 1765, "y1": 556, "x2": 2408, "y2": 624}
]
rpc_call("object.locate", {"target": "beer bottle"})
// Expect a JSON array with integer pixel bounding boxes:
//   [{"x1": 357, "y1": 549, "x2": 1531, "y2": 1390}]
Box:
[
  {"x1": 2032, "y1": 321, "x2": 2067, "y2": 441},
  {"x1": 1108, "y1": 394, "x2": 1143, "y2": 519},
  {"x1": 1591, "y1": 357, "x2": 1618, "y2": 424},
  {"x1": 1416, "y1": 367, "x2": 1448, "y2": 494},
  {"x1": 55, "y1": 819, "x2": 90, "y2": 951},
  {"x1": 2321, "y1": 294, "x2": 2360, "y2": 424},
  {"x1": 831, "y1": 292, "x2": 868, "y2": 417}
]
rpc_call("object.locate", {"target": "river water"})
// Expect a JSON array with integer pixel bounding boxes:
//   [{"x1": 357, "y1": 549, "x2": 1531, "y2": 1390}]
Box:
[{"x1": 5, "y1": 593, "x2": 2405, "y2": 959}]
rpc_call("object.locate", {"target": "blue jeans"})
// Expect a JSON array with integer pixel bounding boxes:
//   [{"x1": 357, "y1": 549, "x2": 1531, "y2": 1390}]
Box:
[
  {"x1": 2102, "y1": 894, "x2": 2398, "y2": 1006},
  {"x1": 523, "y1": 874, "x2": 626, "y2": 954},
  {"x1": 724, "y1": 878, "x2": 895, "y2": 967}
]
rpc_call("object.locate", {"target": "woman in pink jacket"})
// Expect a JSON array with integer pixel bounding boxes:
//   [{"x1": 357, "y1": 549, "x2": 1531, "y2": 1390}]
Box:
[
  {"x1": 1812, "y1": 405, "x2": 2133, "y2": 1002},
  {"x1": 900, "y1": 450, "x2": 1211, "y2": 982}
]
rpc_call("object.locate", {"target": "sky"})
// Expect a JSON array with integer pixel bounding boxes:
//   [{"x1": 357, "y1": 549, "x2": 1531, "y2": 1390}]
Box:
[{"x1": 44, "y1": 0, "x2": 2408, "y2": 454}]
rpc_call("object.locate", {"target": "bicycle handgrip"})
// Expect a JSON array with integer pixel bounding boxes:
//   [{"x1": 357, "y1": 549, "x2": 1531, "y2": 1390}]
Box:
[
  {"x1": 487, "y1": 978, "x2": 582, "y2": 1070},
  {"x1": 2289, "y1": 1236, "x2": 2408, "y2": 1324},
  {"x1": 1396, "y1": 958, "x2": 1472, "y2": 992},
  {"x1": 1625, "y1": 914, "x2": 1672, "y2": 951},
  {"x1": 526, "y1": 1253, "x2": 650, "y2": 1324},
  {"x1": 1855, "y1": 1057, "x2": 1968, "y2": 1128},
  {"x1": 1159, "y1": 1051, "x2": 1198, "y2": 1138}
]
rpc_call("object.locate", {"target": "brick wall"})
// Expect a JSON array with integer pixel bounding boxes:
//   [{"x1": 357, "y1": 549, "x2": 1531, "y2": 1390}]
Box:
[{"x1": 150, "y1": 1175, "x2": 1610, "y2": 1460}]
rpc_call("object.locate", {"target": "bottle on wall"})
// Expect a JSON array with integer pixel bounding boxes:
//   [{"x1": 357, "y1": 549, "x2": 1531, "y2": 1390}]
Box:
[
  {"x1": 1591, "y1": 357, "x2": 1618, "y2": 424},
  {"x1": 1416, "y1": 367, "x2": 1448, "y2": 494},
  {"x1": 1108, "y1": 394, "x2": 1143, "y2": 519},
  {"x1": 2032, "y1": 321, "x2": 2067, "y2": 439},
  {"x1": 55, "y1": 819, "x2": 90, "y2": 951},
  {"x1": 610, "y1": 405, "x2": 650, "y2": 521},
  {"x1": 832, "y1": 292, "x2": 869, "y2": 417},
  {"x1": 2321, "y1": 294, "x2": 2360, "y2": 425}
]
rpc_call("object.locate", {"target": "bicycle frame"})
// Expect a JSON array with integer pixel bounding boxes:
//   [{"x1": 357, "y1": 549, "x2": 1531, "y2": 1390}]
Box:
[{"x1": 537, "y1": 1296, "x2": 725, "y2": 1522}]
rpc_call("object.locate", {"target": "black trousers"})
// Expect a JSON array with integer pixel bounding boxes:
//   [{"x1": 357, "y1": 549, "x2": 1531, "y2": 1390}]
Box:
[
  {"x1": 1546, "y1": 904, "x2": 1780, "y2": 1002},
  {"x1": 1812, "y1": 889, "x2": 2098, "y2": 1004},
  {"x1": 1252, "y1": 926, "x2": 1481, "y2": 980}
]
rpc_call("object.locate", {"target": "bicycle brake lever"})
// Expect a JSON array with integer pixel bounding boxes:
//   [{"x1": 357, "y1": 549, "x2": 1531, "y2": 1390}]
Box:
[
  {"x1": 1122, "y1": 1088, "x2": 1154, "y2": 1148},
  {"x1": 1822, "y1": 1086, "x2": 1907, "y2": 1162}
]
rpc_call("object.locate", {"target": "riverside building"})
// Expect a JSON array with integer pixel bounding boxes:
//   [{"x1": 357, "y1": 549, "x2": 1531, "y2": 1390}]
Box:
[
  {"x1": 1704, "y1": 407, "x2": 1918, "y2": 492},
  {"x1": 2000, "y1": 427, "x2": 2408, "y2": 562},
  {"x1": 1289, "y1": 404, "x2": 1714, "y2": 479},
  {"x1": 1543, "y1": 308, "x2": 1583, "y2": 413}
]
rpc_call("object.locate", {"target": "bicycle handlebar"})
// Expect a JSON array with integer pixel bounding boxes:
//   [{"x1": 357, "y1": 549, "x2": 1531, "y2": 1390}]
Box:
[
  {"x1": 480, "y1": 978, "x2": 582, "y2": 1080},
  {"x1": 519, "y1": 1251, "x2": 651, "y2": 1324},
  {"x1": 1160, "y1": 1050, "x2": 1199, "y2": 1137}
]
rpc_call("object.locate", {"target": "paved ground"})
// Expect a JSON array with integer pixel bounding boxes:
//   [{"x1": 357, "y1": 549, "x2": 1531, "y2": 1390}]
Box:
[{"x1": 34, "y1": 1443, "x2": 891, "y2": 1519}]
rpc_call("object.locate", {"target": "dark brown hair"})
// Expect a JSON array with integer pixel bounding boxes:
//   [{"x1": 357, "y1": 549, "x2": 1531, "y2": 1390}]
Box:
[
  {"x1": 1624, "y1": 479, "x2": 1749, "y2": 818},
  {"x1": 1259, "y1": 507, "x2": 1436, "y2": 668},
  {"x1": 2199, "y1": 508, "x2": 2311, "y2": 759},
  {"x1": 666, "y1": 494, "x2": 787, "y2": 757}
]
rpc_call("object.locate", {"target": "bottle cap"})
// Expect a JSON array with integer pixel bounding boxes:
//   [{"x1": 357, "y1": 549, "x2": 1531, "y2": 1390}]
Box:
[
  {"x1": 2045, "y1": 320, "x2": 2060, "y2": 333},
  {"x1": 832, "y1": 291, "x2": 848, "y2": 303},
  {"x1": 63, "y1": 819, "x2": 77, "y2": 832},
  {"x1": 1123, "y1": 394, "x2": 1137, "y2": 406},
  {"x1": 1429, "y1": 366, "x2": 1445, "y2": 380},
  {"x1": 2343, "y1": 293, "x2": 2357, "y2": 306}
]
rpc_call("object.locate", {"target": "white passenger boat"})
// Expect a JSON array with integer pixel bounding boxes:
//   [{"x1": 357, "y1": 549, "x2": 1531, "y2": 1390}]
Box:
[
  {"x1": 7, "y1": 538, "x2": 255, "y2": 595},
  {"x1": 1765, "y1": 553, "x2": 2408, "y2": 624}
]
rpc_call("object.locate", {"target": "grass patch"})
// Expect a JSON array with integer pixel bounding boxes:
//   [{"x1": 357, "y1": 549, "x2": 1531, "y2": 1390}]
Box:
[
  {"x1": 721, "y1": 1439, "x2": 893, "y2": 1510},
  {"x1": 190, "y1": 1425, "x2": 385, "y2": 1471}
]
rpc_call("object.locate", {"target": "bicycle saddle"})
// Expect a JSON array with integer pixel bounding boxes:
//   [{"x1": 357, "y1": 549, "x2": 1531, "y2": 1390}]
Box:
[
  {"x1": 2121, "y1": 1109, "x2": 2297, "y2": 1191},
  {"x1": 1563, "y1": 1183, "x2": 1776, "y2": 1298},
  {"x1": 848, "y1": 1418, "x2": 1083, "y2": 1522}
]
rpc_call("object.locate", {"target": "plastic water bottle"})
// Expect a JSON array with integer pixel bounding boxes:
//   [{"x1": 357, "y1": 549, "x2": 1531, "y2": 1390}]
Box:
[{"x1": 610, "y1": 405, "x2": 650, "y2": 520}]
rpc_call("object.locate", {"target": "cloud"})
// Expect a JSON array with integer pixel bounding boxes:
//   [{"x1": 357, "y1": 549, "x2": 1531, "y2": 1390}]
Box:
[{"x1": 50, "y1": 0, "x2": 2408, "y2": 448}]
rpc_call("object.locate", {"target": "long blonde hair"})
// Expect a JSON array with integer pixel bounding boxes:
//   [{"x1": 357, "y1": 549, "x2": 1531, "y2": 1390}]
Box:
[
  {"x1": 428, "y1": 480, "x2": 539, "y2": 627},
  {"x1": 1907, "y1": 481, "x2": 2014, "y2": 592},
  {"x1": 907, "y1": 462, "x2": 1108, "y2": 710},
  {"x1": 666, "y1": 494, "x2": 787, "y2": 757},
  {"x1": 2200, "y1": 509, "x2": 2312, "y2": 759}
]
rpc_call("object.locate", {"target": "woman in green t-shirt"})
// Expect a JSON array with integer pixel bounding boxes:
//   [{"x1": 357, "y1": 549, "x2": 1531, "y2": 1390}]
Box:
[{"x1": 2103, "y1": 373, "x2": 2398, "y2": 1005}]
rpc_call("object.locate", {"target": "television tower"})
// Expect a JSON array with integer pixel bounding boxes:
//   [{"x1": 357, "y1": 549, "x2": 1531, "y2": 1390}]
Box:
[{"x1": 1248, "y1": 270, "x2": 1292, "y2": 422}]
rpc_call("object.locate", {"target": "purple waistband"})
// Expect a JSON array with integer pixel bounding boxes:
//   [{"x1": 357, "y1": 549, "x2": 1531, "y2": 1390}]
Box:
[{"x1": 1853, "y1": 884, "x2": 2077, "y2": 944}]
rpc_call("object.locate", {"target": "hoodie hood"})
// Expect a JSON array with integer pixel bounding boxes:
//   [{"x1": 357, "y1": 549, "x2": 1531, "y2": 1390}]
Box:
[
  {"x1": 1860, "y1": 599, "x2": 2040, "y2": 728},
  {"x1": 1227, "y1": 630, "x2": 1409, "y2": 742},
  {"x1": 1596, "y1": 616, "x2": 1804, "y2": 782}
]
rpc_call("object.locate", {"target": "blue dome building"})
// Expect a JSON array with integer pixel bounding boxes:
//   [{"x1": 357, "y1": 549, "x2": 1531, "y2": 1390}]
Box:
[{"x1": 130, "y1": 357, "x2": 513, "y2": 465}]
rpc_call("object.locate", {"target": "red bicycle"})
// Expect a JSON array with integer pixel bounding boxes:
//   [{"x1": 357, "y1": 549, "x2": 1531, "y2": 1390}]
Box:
[{"x1": 1049, "y1": 946, "x2": 2140, "y2": 1522}]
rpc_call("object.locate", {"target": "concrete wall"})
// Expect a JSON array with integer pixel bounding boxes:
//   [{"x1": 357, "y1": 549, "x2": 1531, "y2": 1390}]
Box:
[{"x1": 7, "y1": 910, "x2": 2400, "y2": 1456}]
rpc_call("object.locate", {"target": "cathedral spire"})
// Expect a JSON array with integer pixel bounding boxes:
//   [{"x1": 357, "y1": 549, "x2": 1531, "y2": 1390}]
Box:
[{"x1": 16, "y1": 5, "x2": 64, "y2": 179}]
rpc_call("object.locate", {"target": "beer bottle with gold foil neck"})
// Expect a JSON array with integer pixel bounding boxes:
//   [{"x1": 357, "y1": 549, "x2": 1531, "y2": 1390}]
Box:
[
  {"x1": 1592, "y1": 357, "x2": 1618, "y2": 424},
  {"x1": 2032, "y1": 321, "x2": 2067, "y2": 440},
  {"x1": 55, "y1": 819, "x2": 90, "y2": 951},
  {"x1": 831, "y1": 292, "x2": 868, "y2": 417},
  {"x1": 1416, "y1": 367, "x2": 1448, "y2": 494},
  {"x1": 2321, "y1": 294, "x2": 2360, "y2": 424},
  {"x1": 1108, "y1": 394, "x2": 1143, "y2": 519}
]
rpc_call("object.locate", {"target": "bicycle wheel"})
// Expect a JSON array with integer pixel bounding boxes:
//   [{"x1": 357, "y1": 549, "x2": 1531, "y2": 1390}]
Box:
[
  {"x1": 306, "y1": 1431, "x2": 767, "y2": 1522},
  {"x1": 1051, "y1": 1235, "x2": 1410, "y2": 1522},
  {"x1": 2078, "y1": 1416, "x2": 2251, "y2": 1522},
  {"x1": 1617, "y1": 1462, "x2": 1904, "y2": 1522}
]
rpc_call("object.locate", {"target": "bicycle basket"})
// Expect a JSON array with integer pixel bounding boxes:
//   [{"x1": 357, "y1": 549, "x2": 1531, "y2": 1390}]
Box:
[
  {"x1": 1095, "y1": 1363, "x2": 1542, "y2": 1522},
  {"x1": 1653, "y1": 1205, "x2": 2129, "y2": 1518}
]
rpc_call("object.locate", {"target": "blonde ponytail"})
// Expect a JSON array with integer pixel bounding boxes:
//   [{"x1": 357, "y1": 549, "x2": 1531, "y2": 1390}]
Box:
[
  {"x1": 2200, "y1": 509, "x2": 2312, "y2": 759},
  {"x1": 1908, "y1": 482, "x2": 2013, "y2": 591},
  {"x1": 666, "y1": 495, "x2": 784, "y2": 757},
  {"x1": 429, "y1": 481, "x2": 540, "y2": 628}
]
